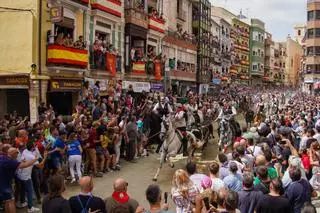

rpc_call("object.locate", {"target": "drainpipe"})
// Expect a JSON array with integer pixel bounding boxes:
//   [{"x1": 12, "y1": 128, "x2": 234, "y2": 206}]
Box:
[{"x1": 38, "y1": 0, "x2": 43, "y2": 103}]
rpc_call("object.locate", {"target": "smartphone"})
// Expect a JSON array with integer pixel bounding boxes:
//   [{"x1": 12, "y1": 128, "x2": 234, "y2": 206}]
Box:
[
  {"x1": 203, "y1": 197, "x2": 210, "y2": 210},
  {"x1": 164, "y1": 192, "x2": 168, "y2": 204}
]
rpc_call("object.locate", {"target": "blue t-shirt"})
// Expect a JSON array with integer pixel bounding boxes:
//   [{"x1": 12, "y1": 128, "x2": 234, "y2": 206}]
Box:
[
  {"x1": 0, "y1": 154, "x2": 20, "y2": 197},
  {"x1": 67, "y1": 140, "x2": 81, "y2": 156},
  {"x1": 51, "y1": 137, "x2": 65, "y2": 158}
]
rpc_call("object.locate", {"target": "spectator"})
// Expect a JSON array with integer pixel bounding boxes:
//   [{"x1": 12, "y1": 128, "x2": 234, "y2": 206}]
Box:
[
  {"x1": 69, "y1": 176, "x2": 106, "y2": 213},
  {"x1": 0, "y1": 147, "x2": 37, "y2": 213},
  {"x1": 238, "y1": 172, "x2": 263, "y2": 213},
  {"x1": 285, "y1": 167, "x2": 313, "y2": 213},
  {"x1": 301, "y1": 203, "x2": 317, "y2": 213},
  {"x1": 208, "y1": 162, "x2": 225, "y2": 192},
  {"x1": 104, "y1": 178, "x2": 139, "y2": 213},
  {"x1": 42, "y1": 175, "x2": 71, "y2": 213},
  {"x1": 67, "y1": 132, "x2": 83, "y2": 183},
  {"x1": 223, "y1": 162, "x2": 242, "y2": 192},
  {"x1": 126, "y1": 116, "x2": 138, "y2": 163},
  {"x1": 254, "y1": 166, "x2": 271, "y2": 194},
  {"x1": 186, "y1": 162, "x2": 208, "y2": 192},
  {"x1": 136, "y1": 184, "x2": 172, "y2": 213},
  {"x1": 218, "y1": 153, "x2": 229, "y2": 180},
  {"x1": 171, "y1": 169, "x2": 198, "y2": 213},
  {"x1": 255, "y1": 177, "x2": 291, "y2": 213}
]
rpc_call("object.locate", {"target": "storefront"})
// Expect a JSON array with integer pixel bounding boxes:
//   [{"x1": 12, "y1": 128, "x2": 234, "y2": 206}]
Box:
[
  {"x1": 47, "y1": 79, "x2": 82, "y2": 115},
  {"x1": 0, "y1": 75, "x2": 30, "y2": 117}
]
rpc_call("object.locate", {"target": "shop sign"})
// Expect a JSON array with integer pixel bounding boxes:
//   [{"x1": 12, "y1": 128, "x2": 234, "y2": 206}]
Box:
[
  {"x1": 51, "y1": 79, "x2": 82, "y2": 91},
  {"x1": 122, "y1": 81, "x2": 150, "y2": 93},
  {"x1": 0, "y1": 76, "x2": 29, "y2": 86},
  {"x1": 151, "y1": 83, "x2": 164, "y2": 92},
  {"x1": 49, "y1": 6, "x2": 64, "y2": 23}
]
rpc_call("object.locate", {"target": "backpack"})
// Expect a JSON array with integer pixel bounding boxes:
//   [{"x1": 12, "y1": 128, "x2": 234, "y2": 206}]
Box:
[{"x1": 77, "y1": 195, "x2": 92, "y2": 213}]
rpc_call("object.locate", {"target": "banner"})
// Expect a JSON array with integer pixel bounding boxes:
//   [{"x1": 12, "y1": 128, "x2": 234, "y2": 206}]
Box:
[
  {"x1": 106, "y1": 53, "x2": 116, "y2": 76},
  {"x1": 132, "y1": 61, "x2": 146, "y2": 74},
  {"x1": 47, "y1": 45, "x2": 88, "y2": 67},
  {"x1": 122, "y1": 81, "x2": 150, "y2": 93},
  {"x1": 154, "y1": 61, "x2": 162, "y2": 81},
  {"x1": 212, "y1": 78, "x2": 221, "y2": 85}
]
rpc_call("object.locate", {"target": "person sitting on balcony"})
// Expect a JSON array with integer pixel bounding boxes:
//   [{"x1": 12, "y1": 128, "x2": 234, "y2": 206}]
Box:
[
  {"x1": 64, "y1": 34, "x2": 73, "y2": 47},
  {"x1": 55, "y1": 32, "x2": 64, "y2": 46},
  {"x1": 74, "y1": 36, "x2": 86, "y2": 49}
]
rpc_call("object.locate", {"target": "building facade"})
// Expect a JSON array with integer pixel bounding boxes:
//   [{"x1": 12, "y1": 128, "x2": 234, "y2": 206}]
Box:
[
  {"x1": 231, "y1": 18, "x2": 250, "y2": 83},
  {"x1": 250, "y1": 18, "x2": 265, "y2": 84},
  {"x1": 192, "y1": 0, "x2": 212, "y2": 84},
  {"x1": 264, "y1": 32, "x2": 276, "y2": 83},
  {"x1": 305, "y1": 0, "x2": 320, "y2": 92}
]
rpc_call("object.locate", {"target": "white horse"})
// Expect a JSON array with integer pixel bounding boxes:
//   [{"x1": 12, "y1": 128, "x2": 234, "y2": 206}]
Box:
[{"x1": 152, "y1": 116, "x2": 200, "y2": 181}]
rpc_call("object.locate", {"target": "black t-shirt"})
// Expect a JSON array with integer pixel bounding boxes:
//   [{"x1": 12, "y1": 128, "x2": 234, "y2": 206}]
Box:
[
  {"x1": 255, "y1": 194, "x2": 291, "y2": 213},
  {"x1": 42, "y1": 196, "x2": 71, "y2": 213},
  {"x1": 69, "y1": 195, "x2": 106, "y2": 213}
]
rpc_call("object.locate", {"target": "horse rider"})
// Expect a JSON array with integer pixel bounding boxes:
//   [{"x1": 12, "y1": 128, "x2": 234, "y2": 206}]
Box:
[
  {"x1": 186, "y1": 97, "x2": 199, "y2": 127},
  {"x1": 153, "y1": 96, "x2": 173, "y2": 120},
  {"x1": 174, "y1": 103, "x2": 188, "y2": 156}
]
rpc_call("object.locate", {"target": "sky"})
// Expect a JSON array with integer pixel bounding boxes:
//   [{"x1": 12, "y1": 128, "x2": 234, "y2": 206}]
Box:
[{"x1": 211, "y1": 0, "x2": 306, "y2": 41}]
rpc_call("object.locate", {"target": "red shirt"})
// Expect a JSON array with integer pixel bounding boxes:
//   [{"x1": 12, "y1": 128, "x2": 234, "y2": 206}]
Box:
[
  {"x1": 88, "y1": 128, "x2": 97, "y2": 149},
  {"x1": 301, "y1": 153, "x2": 311, "y2": 170}
]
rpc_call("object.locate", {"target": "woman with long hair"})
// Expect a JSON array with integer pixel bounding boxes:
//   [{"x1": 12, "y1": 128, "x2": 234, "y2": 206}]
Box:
[
  {"x1": 42, "y1": 175, "x2": 71, "y2": 213},
  {"x1": 171, "y1": 169, "x2": 199, "y2": 213}
]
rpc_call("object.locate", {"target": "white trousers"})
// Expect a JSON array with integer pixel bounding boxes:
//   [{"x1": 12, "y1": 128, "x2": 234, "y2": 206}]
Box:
[{"x1": 68, "y1": 155, "x2": 82, "y2": 179}]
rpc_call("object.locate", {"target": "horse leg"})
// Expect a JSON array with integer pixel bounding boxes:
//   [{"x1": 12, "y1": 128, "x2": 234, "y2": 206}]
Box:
[{"x1": 153, "y1": 149, "x2": 167, "y2": 182}]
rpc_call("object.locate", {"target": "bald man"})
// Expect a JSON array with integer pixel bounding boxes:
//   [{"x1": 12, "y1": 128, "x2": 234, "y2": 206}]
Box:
[
  {"x1": 0, "y1": 147, "x2": 37, "y2": 213},
  {"x1": 69, "y1": 176, "x2": 105, "y2": 213},
  {"x1": 105, "y1": 178, "x2": 139, "y2": 213}
]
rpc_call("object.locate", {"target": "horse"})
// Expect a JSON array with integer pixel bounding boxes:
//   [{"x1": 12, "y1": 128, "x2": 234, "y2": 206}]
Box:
[
  {"x1": 152, "y1": 116, "x2": 200, "y2": 181},
  {"x1": 143, "y1": 111, "x2": 163, "y2": 152}
]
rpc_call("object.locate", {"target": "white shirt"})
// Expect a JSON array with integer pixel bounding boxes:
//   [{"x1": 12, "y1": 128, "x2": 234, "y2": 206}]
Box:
[
  {"x1": 16, "y1": 149, "x2": 37, "y2": 180},
  {"x1": 211, "y1": 177, "x2": 225, "y2": 192},
  {"x1": 189, "y1": 173, "x2": 208, "y2": 192}
]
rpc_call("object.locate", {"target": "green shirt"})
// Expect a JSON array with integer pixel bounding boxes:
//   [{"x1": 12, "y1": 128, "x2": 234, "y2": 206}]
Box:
[{"x1": 254, "y1": 167, "x2": 278, "y2": 185}]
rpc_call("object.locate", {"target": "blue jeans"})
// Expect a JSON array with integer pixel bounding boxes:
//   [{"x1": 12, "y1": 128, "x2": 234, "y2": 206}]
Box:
[{"x1": 18, "y1": 179, "x2": 34, "y2": 209}]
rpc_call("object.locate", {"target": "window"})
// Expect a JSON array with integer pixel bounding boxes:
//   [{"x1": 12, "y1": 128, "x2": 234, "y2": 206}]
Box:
[
  {"x1": 308, "y1": 29, "x2": 315, "y2": 38},
  {"x1": 307, "y1": 47, "x2": 314, "y2": 56},
  {"x1": 316, "y1": 29, "x2": 320, "y2": 37},
  {"x1": 308, "y1": 11, "x2": 315, "y2": 21},
  {"x1": 298, "y1": 30, "x2": 301, "y2": 36},
  {"x1": 253, "y1": 51, "x2": 256, "y2": 56},
  {"x1": 252, "y1": 65, "x2": 258, "y2": 70},
  {"x1": 316, "y1": 10, "x2": 320, "y2": 19},
  {"x1": 316, "y1": 46, "x2": 320, "y2": 55}
]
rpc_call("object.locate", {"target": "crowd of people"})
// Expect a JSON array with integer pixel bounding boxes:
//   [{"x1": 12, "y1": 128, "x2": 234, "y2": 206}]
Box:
[{"x1": 0, "y1": 83, "x2": 319, "y2": 213}]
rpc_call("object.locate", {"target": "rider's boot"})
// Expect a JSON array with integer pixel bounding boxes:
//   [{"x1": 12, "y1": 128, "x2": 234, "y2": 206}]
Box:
[{"x1": 182, "y1": 137, "x2": 188, "y2": 156}]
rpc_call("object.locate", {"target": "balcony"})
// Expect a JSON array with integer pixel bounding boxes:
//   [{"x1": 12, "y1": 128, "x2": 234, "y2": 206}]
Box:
[
  {"x1": 125, "y1": 8, "x2": 148, "y2": 29},
  {"x1": 89, "y1": 48, "x2": 121, "y2": 75},
  {"x1": 177, "y1": 9, "x2": 187, "y2": 22},
  {"x1": 71, "y1": 0, "x2": 89, "y2": 6},
  {"x1": 91, "y1": 0, "x2": 122, "y2": 17},
  {"x1": 163, "y1": 31, "x2": 197, "y2": 51},
  {"x1": 148, "y1": 16, "x2": 165, "y2": 33},
  {"x1": 47, "y1": 45, "x2": 88, "y2": 68}
]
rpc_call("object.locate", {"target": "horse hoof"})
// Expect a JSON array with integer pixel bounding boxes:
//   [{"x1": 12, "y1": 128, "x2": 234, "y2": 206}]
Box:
[{"x1": 152, "y1": 178, "x2": 157, "y2": 182}]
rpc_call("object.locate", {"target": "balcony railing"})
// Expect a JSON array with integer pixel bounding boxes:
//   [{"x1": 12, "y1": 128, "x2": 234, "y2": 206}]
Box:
[
  {"x1": 71, "y1": 0, "x2": 89, "y2": 6},
  {"x1": 177, "y1": 9, "x2": 187, "y2": 21},
  {"x1": 125, "y1": 8, "x2": 148, "y2": 29},
  {"x1": 163, "y1": 31, "x2": 197, "y2": 51},
  {"x1": 148, "y1": 16, "x2": 165, "y2": 33},
  {"x1": 91, "y1": 0, "x2": 122, "y2": 17},
  {"x1": 47, "y1": 44, "x2": 88, "y2": 68}
]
